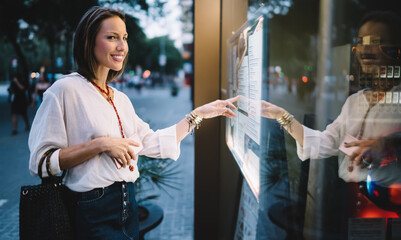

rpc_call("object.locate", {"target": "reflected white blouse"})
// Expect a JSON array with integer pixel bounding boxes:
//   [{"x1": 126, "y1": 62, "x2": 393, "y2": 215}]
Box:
[
  {"x1": 29, "y1": 73, "x2": 180, "y2": 192},
  {"x1": 296, "y1": 89, "x2": 401, "y2": 182}
]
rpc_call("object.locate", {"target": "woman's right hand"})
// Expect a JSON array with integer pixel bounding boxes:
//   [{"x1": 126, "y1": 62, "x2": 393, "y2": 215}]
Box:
[
  {"x1": 261, "y1": 100, "x2": 287, "y2": 119},
  {"x1": 99, "y1": 137, "x2": 140, "y2": 168},
  {"x1": 193, "y1": 96, "x2": 240, "y2": 119},
  {"x1": 345, "y1": 138, "x2": 380, "y2": 170}
]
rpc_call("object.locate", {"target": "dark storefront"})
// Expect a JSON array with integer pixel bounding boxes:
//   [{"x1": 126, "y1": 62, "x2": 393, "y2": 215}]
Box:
[{"x1": 194, "y1": 0, "x2": 401, "y2": 239}]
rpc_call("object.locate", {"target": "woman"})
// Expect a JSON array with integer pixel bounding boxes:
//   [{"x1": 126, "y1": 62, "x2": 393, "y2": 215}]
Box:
[
  {"x1": 263, "y1": 11, "x2": 401, "y2": 178},
  {"x1": 9, "y1": 74, "x2": 30, "y2": 135},
  {"x1": 29, "y1": 6, "x2": 238, "y2": 239},
  {"x1": 31, "y1": 73, "x2": 51, "y2": 108},
  {"x1": 261, "y1": 11, "x2": 401, "y2": 217}
]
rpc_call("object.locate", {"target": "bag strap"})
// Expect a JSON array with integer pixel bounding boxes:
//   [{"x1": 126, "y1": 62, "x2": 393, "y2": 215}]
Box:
[{"x1": 37, "y1": 148, "x2": 58, "y2": 179}]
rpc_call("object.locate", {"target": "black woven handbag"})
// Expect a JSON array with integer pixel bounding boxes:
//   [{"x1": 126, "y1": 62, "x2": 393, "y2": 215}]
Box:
[{"x1": 19, "y1": 149, "x2": 74, "y2": 240}]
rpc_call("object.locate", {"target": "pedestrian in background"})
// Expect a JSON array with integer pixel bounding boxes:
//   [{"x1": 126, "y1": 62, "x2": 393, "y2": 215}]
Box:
[
  {"x1": 8, "y1": 73, "x2": 30, "y2": 135},
  {"x1": 31, "y1": 73, "x2": 51, "y2": 108},
  {"x1": 28, "y1": 6, "x2": 239, "y2": 240}
]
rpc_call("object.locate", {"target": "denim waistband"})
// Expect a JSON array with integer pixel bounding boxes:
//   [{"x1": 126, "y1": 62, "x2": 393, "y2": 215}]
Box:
[{"x1": 73, "y1": 181, "x2": 133, "y2": 198}]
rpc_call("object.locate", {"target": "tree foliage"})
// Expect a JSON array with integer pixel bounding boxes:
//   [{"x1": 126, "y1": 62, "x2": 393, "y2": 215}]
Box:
[
  {"x1": 0, "y1": 0, "x2": 30, "y2": 81},
  {"x1": 25, "y1": 0, "x2": 98, "y2": 79},
  {"x1": 141, "y1": 36, "x2": 183, "y2": 75},
  {"x1": 0, "y1": 0, "x2": 183, "y2": 82}
]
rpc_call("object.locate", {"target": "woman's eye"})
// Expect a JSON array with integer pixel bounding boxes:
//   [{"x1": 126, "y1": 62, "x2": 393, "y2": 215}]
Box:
[
  {"x1": 123, "y1": 37, "x2": 128, "y2": 41},
  {"x1": 108, "y1": 36, "x2": 116, "y2": 40}
]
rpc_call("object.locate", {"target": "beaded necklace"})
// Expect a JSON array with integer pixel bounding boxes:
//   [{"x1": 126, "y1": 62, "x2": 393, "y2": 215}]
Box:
[
  {"x1": 90, "y1": 80, "x2": 134, "y2": 172},
  {"x1": 356, "y1": 103, "x2": 374, "y2": 140},
  {"x1": 357, "y1": 91, "x2": 384, "y2": 139}
]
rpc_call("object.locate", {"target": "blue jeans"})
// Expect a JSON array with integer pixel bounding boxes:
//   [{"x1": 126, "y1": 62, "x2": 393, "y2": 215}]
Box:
[{"x1": 74, "y1": 182, "x2": 139, "y2": 240}]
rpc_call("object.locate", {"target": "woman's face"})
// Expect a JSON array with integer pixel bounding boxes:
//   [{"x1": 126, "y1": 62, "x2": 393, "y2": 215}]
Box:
[
  {"x1": 356, "y1": 21, "x2": 393, "y2": 73},
  {"x1": 94, "y1": 16, "x2": 128, "y2": 73}
]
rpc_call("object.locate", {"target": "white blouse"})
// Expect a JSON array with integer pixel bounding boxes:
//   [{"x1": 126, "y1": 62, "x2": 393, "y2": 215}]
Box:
[
  {"x1": 29, "y1": 73, "x2": 180, "y2": 192},
  {"x1": 296, "y1": 89, "x2": 401, "y2": 182}
]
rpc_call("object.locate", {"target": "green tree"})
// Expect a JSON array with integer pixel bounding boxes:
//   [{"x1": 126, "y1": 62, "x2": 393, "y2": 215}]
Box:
[
  {"x1": 143, "y1": 36, "x2": 183, "y2": 75},
  {"x1": 0, "y1": 0, "x2": 171, "y2": 82},
  {"x1": 0, "y1": 0, "x2": 30, "y2": 81},
  {"x1": 25, "y1": 0, "x2": 98, "y2": 79},
  {"x1": 125, "y1": 14, "x2": 147, "y2": 70},
  {"x1": 26, "y1": 0, "x2": 149, "y2": 76}
]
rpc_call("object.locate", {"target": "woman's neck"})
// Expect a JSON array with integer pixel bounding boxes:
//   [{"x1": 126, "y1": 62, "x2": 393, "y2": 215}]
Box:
[
  {"x1": 92, "y1": 79, "x2": 107, "y2": 90},
  {"x1": 93, "y1": 67, "x2": 109, "y2": 89}
]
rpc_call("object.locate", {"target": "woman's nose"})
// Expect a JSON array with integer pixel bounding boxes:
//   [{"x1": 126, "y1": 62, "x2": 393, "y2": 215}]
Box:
[{"x1": 117, "y1": 40, "x2": 126, "y2": 51}]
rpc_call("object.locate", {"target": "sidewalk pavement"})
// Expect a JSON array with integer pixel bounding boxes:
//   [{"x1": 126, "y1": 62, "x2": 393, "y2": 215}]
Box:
[
  {"x1": 0, "y1": 85, "x2": 194, "y2": 240},
  {"x1": 0, "y1": 83, "x2": 9, "y2": 97}
]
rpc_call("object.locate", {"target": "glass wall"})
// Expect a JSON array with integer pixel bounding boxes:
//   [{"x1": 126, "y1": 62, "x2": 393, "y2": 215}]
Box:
[{"x1": 227, "y1": 0, "x2": 401, "y2": 239}]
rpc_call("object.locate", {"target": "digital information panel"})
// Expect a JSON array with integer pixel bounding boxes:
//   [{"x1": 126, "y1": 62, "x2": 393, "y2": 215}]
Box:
[{"x1": 226, "y1": 15, "x2": 267, "y2": 199}]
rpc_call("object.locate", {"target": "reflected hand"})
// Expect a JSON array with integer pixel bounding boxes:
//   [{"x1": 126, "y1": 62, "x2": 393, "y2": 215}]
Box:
[
  {"x1": 345, "y1": 138, "x2": 378, "y2": 170},
  {"x1": 194, "y1": 96, "x2": 240, "y2": 119},
  {"x1": 261, "y1": 100, "x2": 287, "y2": 119}
]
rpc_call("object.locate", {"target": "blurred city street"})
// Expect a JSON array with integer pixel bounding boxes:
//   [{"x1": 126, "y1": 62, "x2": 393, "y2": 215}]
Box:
[{"x1": 0, "y1": 84, "x2": 194, "y2": 240}]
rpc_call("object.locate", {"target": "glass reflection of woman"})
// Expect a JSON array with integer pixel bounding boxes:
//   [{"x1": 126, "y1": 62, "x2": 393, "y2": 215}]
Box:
[
  {"x1": 29, "y1": 6, "x2": 239, "y2": 239},
  {"x1": 260, "y1": 11, "x2": 401, "y2": 217}
]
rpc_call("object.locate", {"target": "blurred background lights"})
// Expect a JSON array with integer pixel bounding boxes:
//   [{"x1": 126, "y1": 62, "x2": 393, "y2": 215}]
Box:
[{"x1": 142, "y1": 70, "x2": 151, "y2": 79}]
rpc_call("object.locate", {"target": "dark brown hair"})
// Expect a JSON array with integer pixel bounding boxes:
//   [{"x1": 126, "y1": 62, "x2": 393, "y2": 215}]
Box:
[
  {"x1": 73, "y1": 6, "x2": 128, "y2": 82},
  {"x1": 359, "y1": 11, "x2": 401, "y2": 44}
]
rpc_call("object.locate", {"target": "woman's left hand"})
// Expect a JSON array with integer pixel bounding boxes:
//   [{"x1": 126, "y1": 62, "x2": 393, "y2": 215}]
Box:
[{"x1": 194, "y1": 96, "x2": 240, "y2": 119}]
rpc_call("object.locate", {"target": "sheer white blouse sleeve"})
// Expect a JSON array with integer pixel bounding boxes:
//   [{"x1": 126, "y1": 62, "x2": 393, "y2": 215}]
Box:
[
  {"x1": 296, "y1": 96, "x2": 351, "y2": 161},
  {"x1": 28, "y1": 90, "x2": 66, "y2": 177},
  {"x1": 130, "y1": 106, "x2": 181, "y2": 160}
]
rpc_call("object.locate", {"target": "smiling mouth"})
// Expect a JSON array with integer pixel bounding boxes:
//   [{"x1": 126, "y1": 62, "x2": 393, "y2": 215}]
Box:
[
  {"x1": 359, "y1": 54, "x2": 380, "y2": 65},
  {"x1": 111, "y1": 55, "x2": 124, "y2": 61},
  {"x1": 360, "y1": 54, "x2": 377, "y2": 60}
]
